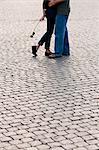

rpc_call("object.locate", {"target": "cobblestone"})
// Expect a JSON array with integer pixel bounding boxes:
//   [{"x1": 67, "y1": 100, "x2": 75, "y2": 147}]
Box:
[{"x1": 0, "y1": 0, "x2": 99, "y2": 149}]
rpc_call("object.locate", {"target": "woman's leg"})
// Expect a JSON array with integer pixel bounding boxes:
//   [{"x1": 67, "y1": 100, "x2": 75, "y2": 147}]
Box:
[
  {"x1": 38, "y1": 32, "x2": 48, "y2": 48},
  {"x1": 45, "y1": 16, "x2": 55, "y2": 51}
]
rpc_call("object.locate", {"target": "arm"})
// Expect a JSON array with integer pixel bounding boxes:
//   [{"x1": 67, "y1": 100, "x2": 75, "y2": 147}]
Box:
[
  {"x1": 48, "y1": 0, "x2": 64, "y2": 7},
  {"x1": 39, "y1": 0, "x2": 47, "y2": 21},
  {"x1": 39, "y1": 9, "x2": 46, "y2": 21},
  {"x1": 43, "y1": 0, "x2": 48, "y2": 9}
]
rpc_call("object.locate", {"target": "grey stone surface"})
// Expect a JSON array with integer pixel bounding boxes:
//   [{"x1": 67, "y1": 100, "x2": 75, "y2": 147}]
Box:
[{"x1": 0, "y1": 0, "x2": 99, "y2": 149}]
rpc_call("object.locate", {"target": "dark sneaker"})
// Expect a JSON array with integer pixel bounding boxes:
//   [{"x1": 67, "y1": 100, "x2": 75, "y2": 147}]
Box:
[
  {"x1": 45, "y1": 51, "x2": 52, "y2": 56},
  {"x1": 32, "y1": 46, "x2": 37, "y2": 56}
]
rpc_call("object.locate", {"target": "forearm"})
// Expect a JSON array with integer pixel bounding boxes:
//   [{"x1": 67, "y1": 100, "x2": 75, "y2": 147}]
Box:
[
  {"x1": 43, "y1": 0, "x2": 48, "y2": 9},
  {"x1": 42, "y1": 0, "x2": 48, "y2": 16}
]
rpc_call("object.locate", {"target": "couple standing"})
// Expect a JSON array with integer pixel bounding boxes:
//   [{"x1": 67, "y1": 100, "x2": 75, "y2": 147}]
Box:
[{"x1": 34, "y1": 0, "x2": 70, "y2": 58}]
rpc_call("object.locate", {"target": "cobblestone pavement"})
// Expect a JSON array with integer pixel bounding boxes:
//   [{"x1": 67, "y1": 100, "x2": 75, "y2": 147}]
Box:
[{"x1": 0, "y1": 0, "x2": 99, "y2": 149}]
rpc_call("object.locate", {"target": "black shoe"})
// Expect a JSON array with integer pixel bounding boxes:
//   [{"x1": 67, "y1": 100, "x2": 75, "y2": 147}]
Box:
[
  {"x1": 45, "y1": 51, "x2": 52, "y2": 56},
  {"x1": 32, "y1": 46, "x2": 37, "y2": 56}
]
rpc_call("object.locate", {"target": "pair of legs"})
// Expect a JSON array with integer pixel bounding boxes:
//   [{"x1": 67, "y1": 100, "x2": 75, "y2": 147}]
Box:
[
  {"x1": 49, "y1": 15, "x2": 70, "y2": 58},
  {"x1": 37, "y1": 14, "x2": 55, "y2": 55}
]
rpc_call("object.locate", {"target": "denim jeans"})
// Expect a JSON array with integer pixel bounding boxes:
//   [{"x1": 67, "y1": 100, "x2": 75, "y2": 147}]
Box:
[{"x1": 54, "y1": 15, "x2": 70, "y2": 56}]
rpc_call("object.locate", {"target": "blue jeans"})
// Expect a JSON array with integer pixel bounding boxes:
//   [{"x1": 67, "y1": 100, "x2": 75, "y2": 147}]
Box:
[{"x1": 54, "y1": 15, "x2": 70, "y2": 56}]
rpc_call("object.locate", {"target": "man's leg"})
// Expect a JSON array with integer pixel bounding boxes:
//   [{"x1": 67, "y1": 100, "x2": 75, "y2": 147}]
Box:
[
  {"x1": 49, "y1": 15, "x2": 70, "y2": 58},
  {"x1": 62, "y1": 24, "x2": 70, "y2": 56},
  {"x1": 55, "y1": 15, "x2": 68, "y2": 56}
]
